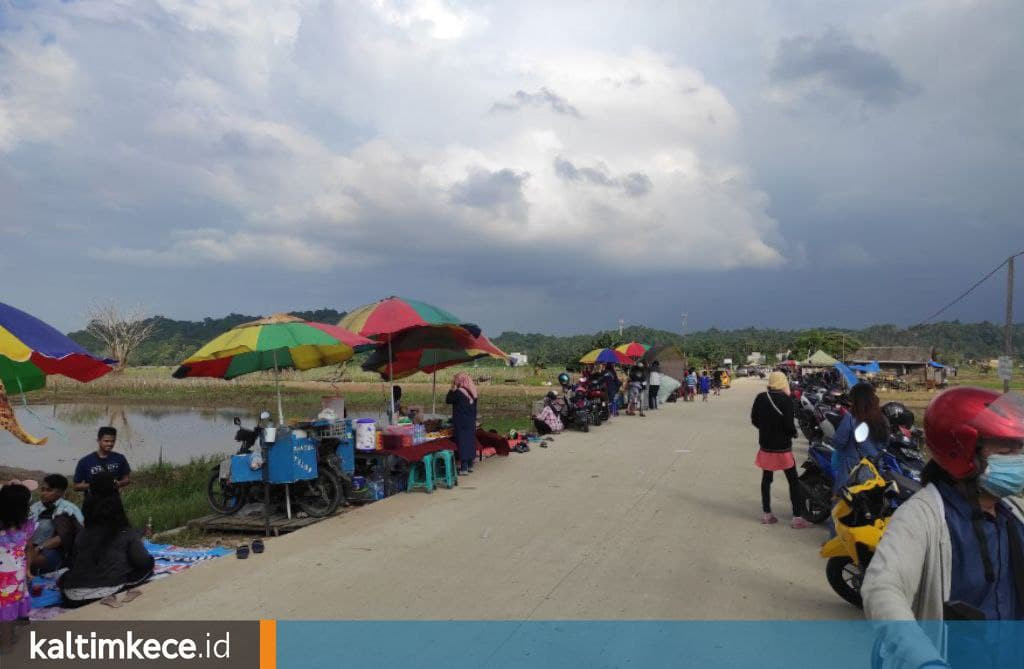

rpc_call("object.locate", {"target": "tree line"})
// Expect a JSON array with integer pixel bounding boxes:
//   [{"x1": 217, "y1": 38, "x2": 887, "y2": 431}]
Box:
[{"x1": 67, "y1": 311, "x2": 1023, "y2": 369}]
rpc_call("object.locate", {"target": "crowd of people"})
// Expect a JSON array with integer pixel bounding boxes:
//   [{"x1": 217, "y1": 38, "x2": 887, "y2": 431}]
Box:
[
  {"x1": 750, "y1": 368, "x2": 1024, "y2": 640},
  {"x1": 0, "y1": 426, "x2": 154, "y2": 648}
]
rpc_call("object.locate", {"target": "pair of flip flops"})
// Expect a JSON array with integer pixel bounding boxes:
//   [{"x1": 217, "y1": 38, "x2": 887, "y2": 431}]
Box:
[{"x1": 236, "y1": 539, "x2": 265, "y2": 559}]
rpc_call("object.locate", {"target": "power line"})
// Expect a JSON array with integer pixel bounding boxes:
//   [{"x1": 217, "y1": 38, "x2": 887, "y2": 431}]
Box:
[{"x1": 915, "y1": 251, "x2": 1024, "y2": 326}]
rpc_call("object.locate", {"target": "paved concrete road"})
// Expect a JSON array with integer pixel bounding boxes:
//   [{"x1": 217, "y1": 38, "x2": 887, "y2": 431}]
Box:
[{"x1": 66, "y1": 378, "x2": 858, "y2": 620}]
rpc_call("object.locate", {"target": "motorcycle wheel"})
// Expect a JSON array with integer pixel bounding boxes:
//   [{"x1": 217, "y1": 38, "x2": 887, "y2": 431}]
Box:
[
  {"x1": 580, "y1": 418, "x2": 590, "y2": 433},
  {"x1": 206, "y1": 469, "x2": 246, "y2": 515},
  {"x1": 591, "y1": 411, "x2": 603, "y2": 427},
  {"x1": 799, "y1": 476, "x2": 832, "y2": 524},
  {"x1": 826, "y1": 556, "x2": 864, "y2": 609},
  {"x1": 294, "y1": 469, "x2": 342, "y2": 518}
]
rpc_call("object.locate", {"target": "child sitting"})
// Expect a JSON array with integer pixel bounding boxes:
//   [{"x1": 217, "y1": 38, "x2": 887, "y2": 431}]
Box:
[{"x1": 0, "y1": 481, "x2": 38, "y2": 651}]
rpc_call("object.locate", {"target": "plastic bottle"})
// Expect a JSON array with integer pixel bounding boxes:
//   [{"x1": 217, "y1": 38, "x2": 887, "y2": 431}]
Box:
[{"x1": 145, "y1": 516, "x2": 154, "y2": 538}]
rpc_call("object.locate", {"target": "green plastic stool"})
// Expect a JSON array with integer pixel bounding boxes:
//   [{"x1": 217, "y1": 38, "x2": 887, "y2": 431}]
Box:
[
  {"x1": 407, "y1": 453, "x2": 436, "y2": 493},
  {"x1": 432, "y1": 450, "x2": 458, "y2": 489}
]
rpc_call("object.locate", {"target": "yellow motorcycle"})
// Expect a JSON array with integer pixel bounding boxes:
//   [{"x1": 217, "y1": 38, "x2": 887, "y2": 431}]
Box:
[
  {"x1": 819, "y1": 457, "x2": 899, "y2": 607},
  {"x1": 820, "y1": 422, "x2": 921, "y2": 608}
]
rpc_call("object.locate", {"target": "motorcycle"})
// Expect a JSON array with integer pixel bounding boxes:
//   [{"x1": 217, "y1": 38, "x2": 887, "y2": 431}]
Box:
[
  {"x1": 558, "y1": 379, "x2": 592, "y2": 432},
  {"x1": 207, "y1": 412, "x2": 343, "y2": 518},
  {"x1": 820, "y1": 423, "x2": 921, "y2": 608},
  {"x1": 798, "y1": 431, "x2": 923, "y2": 524},
  {"x1": 586, "y1": 376, "x2": 611, "y2": 424}
]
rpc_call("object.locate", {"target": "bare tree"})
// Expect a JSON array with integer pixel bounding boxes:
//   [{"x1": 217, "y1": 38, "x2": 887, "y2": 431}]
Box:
[{"x1": 85, "y1": 302, "x2": 158, "y2": 370}]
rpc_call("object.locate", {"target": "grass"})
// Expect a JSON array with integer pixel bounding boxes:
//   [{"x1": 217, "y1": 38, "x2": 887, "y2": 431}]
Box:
[
  {"x1": 876, "y1": 366, "x2": 1023, "y2": 418},
  {"x1": 120, "y1": 458, "x2": 217, "y2": 533}
]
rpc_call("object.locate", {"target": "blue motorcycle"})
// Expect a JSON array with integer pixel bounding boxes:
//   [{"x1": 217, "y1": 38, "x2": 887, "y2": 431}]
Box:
[{"x1": 798, "y1": 438, "x2": 922, "y2": 523}]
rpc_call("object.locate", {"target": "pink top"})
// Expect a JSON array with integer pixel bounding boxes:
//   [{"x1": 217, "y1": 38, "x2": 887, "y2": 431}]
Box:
[{"x1": 0, "y1": 520, "x2": 36, "y2": 621}]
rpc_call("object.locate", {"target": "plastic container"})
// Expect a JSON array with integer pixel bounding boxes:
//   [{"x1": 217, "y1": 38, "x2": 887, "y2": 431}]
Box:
[
  {"x1": 355, "y1": 419, "x2": 377, "y2": 451},
  {"x1": 321, "y1": 396, "x2": 345, "y2": 416}
]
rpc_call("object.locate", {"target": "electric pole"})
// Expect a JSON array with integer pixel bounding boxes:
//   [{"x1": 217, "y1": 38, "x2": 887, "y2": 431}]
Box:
[
  {"x1": 1006, "y1": 255, "x2": 1015, "y2": 394},
  {"x1": 618, "y1": 319, "x2": 624, "y2": 337}
]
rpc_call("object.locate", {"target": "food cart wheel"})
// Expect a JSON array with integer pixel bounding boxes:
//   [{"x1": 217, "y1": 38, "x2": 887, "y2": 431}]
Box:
[
  {"x1": 206, "y1": 469, "x2": 246, "y2": 514},
  {"x1": 293, "y1": 469, "x2": 342, "y2": 517}
]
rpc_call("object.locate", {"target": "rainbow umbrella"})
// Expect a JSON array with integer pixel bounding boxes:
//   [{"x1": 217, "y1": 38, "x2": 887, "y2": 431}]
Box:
[
  {"x1": 361, "y1": 326, "x2": 508, "y2": 412},
  {"x1": 0, "y1": 301, "x2": 115, "y2": 394},
  {"x1": 173, "y1": 314, "x2": 373, "y2": 422},
  {"x1": 340, "y1": 297, "x2": 479, "y2": 420},
  {"x1": 338, "y1": 296, "x2": 479, "y2": 341},
  {"x1": 580, "y1": 348, "x2": 633, "y2": 365},
  {"x1": 615, "y1": 342, "x2": 651, "y2": 360}
]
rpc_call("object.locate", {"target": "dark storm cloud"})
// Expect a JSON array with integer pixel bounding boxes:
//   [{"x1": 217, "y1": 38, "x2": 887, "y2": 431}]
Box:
[
  {"x1": 554, "y1": 157, "x2": 651, "y2": 198},
  {"x1": 770, "y1": 28, "x2": 918, "y2": 105},
  {"x1": 490, "y1": 87, "x2": 582, "y2": 118},
  {"x1": 449, "y1": 167, "x2": 529, "y2": 217}
]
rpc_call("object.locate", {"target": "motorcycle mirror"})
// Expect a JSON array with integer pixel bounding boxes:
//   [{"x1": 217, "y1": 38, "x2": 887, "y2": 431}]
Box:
[
  {"x1": 259, "y1": 410, "x2": 271, "y2": 421},
  {"x1": 233, "y1": 417, "x2": 241, "y2": 426},
  {"x1": 854, "y1": 422, "x2": 870, "y2": 443}
]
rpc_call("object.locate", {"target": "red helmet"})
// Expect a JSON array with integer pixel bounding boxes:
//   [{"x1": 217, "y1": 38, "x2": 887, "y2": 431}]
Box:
[{"x1": 924, "y1": 387, "x2": 1024, "y2": 479}]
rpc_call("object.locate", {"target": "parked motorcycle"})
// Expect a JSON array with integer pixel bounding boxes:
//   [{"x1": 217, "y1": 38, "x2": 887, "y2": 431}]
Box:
[
  {"x1": 586, "y1": 376, "x2": 611, "y2": 424},
  {"x1": 558, "y1": 377, "x2": 592, "y2": 432},
  {"x1": 207, "y1": 412, "x2": 343, "y2": 518}
]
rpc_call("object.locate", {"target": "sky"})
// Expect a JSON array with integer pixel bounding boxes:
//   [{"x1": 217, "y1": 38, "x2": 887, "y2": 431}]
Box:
[{"x1": 1, "y1": 0, "x2": 1022, "y2": 336}]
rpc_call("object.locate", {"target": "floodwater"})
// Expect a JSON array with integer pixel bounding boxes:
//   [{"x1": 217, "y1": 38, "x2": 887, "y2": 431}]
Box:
[
  {"x1": 0, "y1": 403, "x2": 258, "y2": 473},
  {"x1": 1, "y1": 403, "x2": 404, "y2": 473}
]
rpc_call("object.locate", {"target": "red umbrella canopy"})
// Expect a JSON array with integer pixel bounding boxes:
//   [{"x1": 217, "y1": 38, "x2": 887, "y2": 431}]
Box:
[
  {"x1": 338, "y1": 296, "x2": 479, "y2": 342},
  {"x1": 361, "y1": 326, "x2": 508, "y2": 380}
]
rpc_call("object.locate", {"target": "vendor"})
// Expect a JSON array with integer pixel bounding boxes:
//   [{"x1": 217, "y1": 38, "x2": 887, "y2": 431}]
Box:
[
  {"x1": 389, "y1": 385, "x2": 404, "y2": 421},
  {"x1": 29, "y1": 474, "x2": 83, "y2": 574},
  {"x1": 446, "y1": 373, "x2": 478, "y2": 474},
  {"x1": 74, "y1": 427, "x2": 132, "y2": 493}
]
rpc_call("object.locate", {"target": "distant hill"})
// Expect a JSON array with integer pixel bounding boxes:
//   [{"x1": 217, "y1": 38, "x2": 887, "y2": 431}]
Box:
[
  {"x1": 67, "y1": 312, "x2": 1022, "y2": 368},
  {"x1": 68, "y1": 309, "x2": 347, "y2": 367}
]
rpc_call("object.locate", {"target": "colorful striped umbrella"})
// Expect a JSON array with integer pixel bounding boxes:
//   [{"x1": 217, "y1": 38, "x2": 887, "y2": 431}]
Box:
[
  {"x1": 615, "y1": 342, "x2": 651, "y2": 360},
  {"x1": 338, "y1": 296, "x2": 479, "y2": 341},
  {"x1": 0, "y1": 301, "x2": 115, "y2": 393},
  {"x1": 173, "y1": 314, "x2": 373, "y2": 422},
  {"x1": 361, "y1": 326, "x2": 508, "y2": 380},
  {"x1": 340, "y1": 297, "x2": 480, "y2": 419},
  {"x1": 579, "y1": 348, "x2": 633, "y2": 365}
]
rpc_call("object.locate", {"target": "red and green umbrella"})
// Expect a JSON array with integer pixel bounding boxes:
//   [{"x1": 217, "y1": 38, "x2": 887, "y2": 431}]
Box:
[
  {"x1": 338, "y1": 296, "x2": 479, "y2": 341},
  {"x1": 340, "y1": 297, "x2": 481, "y2": 419},
  {"x1": 0, "y1": 301, "x2": 115, "y2": 393},
  {"x1": 615, "y1": 342, "x2": 650, "y2": 360},
  {"x1": 361, "y1": 326, "x2": 507, "y2": 413},
  {"x1": 361, "y1": 326, "x2": 508, "y2": 380},
  {"x1": 173, "y1": 314, "x2": 373, "y2": 422},
  {"x1": 580, "y1": 348, "x2": 633, "y2": 365}
]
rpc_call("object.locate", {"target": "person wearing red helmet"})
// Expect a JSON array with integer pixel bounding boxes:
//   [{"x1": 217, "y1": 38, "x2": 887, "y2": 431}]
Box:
[{"x1": 863, "y1": 388, "x2": 1024, "y2": 629}]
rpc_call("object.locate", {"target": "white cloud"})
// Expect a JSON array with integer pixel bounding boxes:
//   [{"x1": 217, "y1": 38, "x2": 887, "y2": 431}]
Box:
[
  {"x1": 0, "y1": 32, "x2": 78, "y2": 152},
  {"x1": 5, "y1": 2, "x2": 787, "y2": 277}
]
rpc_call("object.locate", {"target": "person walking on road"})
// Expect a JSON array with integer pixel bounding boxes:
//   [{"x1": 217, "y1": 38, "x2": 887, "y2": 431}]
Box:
[
  {"x1": 647, "y1": 362, "x2": 661, "y2": 411},
  {"x1": 751, "y1": 372, "x2": 811, "y2": 528},
  {"x1": 700, "y1": 372, "x2": 711, "y2": 402}
]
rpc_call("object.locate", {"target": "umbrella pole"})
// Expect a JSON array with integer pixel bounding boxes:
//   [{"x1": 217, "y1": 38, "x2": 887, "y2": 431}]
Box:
[
  {"x1": 388, "y1": 338, "x2": 395, "y2": 425},
  {"x1": 432, "y1": 369, "x2": 437, "y2": 415},
  {"x1": 273, "y1": 350, "x2": 284, "y2": 425}
]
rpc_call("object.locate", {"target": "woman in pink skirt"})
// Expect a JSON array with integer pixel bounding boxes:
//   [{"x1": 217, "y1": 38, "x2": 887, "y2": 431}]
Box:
[{"x1": 750, "y1": 372, "x2": 811, "y2": 528}]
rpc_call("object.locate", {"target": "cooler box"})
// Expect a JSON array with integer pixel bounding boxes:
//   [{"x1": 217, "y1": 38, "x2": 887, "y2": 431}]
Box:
[
  {"x1": 266, "y1": 429, "x2": 318, "y2": 484},
  {"x1": 336, "y1": 439, "x2": 355, "y2": 475},
  {"x1": 229, "y1": 454, "x2": 263, "y2": 483}
]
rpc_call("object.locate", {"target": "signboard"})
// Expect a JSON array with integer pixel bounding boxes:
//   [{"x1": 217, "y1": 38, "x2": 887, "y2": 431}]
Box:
[
  {"x1": 723, "y1": 358, "x2": 733, "y2": 365},
  {"x1": 998, "y1": 356, "x2": 1013, "y2": 382}
]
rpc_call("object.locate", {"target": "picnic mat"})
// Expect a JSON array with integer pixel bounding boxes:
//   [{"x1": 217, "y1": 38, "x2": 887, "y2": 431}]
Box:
[{"x1": 29, "y1": 540, "x2": 233, "y2": 618}]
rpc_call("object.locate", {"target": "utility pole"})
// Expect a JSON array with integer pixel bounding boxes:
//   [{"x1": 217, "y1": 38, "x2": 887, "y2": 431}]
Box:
[
  {"x1": 618, "y1": 319, "x2": 624, "y2": 337},
  {"x1": 1006, "y1": 255, "x2": 1015, "y2": 394}
]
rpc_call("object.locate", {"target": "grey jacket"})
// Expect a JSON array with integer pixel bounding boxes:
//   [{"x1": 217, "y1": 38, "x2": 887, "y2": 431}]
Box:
[{"x1": 862, "y1": 484, "x2": 1024, "y2": 669}]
